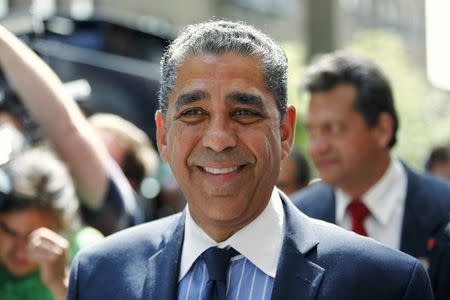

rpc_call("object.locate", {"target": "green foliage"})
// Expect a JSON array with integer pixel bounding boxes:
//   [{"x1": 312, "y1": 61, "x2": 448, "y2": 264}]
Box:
[
  {"x1": 283, "y1": 30, "x2": 450, "y2": 171},
  {"x1": 282, "y1": 42, "x2": 309, "y2": 155}
]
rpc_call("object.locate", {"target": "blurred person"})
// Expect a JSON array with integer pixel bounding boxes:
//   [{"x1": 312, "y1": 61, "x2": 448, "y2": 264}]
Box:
[
  {"x1": 68, "y1": 20, "x2": 431, "y2": 300},
  {"x1": 277, "y1": 148, "x2": 311, "y2": 195},
  {"x1": 0, "y1": 147, "x2": 103, "y2": 300},
  {"x1": 88, "y1": 113, "x2": 161, "y2": 220},
  {"x1": 291, "y1": 51, "x2": 450, "y2": 299},
  {"x1": 89, "y1": 112, "x2": 186, "y2": 220},
  {"x1": 88, "y1": 113, "x2": 159, "y2": 190},
  {"x1": 0, "y1": 24, "x2": 143, "y2": 235},
  {"x1": 425, "y1": 145, "x2": 450, "y2": 181}
]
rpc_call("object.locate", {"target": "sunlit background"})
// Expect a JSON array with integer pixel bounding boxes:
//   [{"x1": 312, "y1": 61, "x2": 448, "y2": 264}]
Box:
[{"x1": 1, "y1": 0, "x2": 449, "y2": 173}]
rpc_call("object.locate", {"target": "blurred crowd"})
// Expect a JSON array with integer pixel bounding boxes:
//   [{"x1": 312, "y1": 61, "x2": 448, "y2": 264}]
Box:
[{"x1": 0, "y1": 22, "x2": 185, "y2": 300}]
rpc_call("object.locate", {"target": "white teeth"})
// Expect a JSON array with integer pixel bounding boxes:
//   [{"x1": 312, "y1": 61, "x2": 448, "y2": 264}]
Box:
[{"x1": 204, "y1": 166, "x2": 239, "y2": 174}]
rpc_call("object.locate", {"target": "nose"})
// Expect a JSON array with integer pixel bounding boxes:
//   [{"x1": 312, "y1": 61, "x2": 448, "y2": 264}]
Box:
[
  {"x1": 309, "y1": 135, "x2": 330, "y2": 156},
  {"x1": 202, "y1": 115, "x2": 237, "y2": 152},
  {"x1": 13, "y1": 237, "x2": 29, "y2": 259}
]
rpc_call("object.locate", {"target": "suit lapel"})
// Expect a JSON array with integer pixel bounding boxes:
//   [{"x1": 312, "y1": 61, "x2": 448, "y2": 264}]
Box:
[
  {"x1": 271, "y1": 195, "x2": 325, "y2": 300},
  {"x1": 321, "y1": 185, "x2": 336, "y2": 223},
  {"x1": 143, "y1": 213, "x2": 185, "y2": 300},
  {"x1": 400, "y1": 165, "x2": 432, "y2": 257}
]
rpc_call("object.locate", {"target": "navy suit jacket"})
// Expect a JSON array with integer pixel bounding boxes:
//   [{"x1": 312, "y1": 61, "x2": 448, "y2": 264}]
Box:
[
  {"x1": 291, "y1": 164, "x2": 450, "y2": 258},
  {"x1": 68, "y1": 194, "x2": 432, "y2": 300},
  {"x1": 291, "y1": 164, "x2": 450, "y2": 298}
]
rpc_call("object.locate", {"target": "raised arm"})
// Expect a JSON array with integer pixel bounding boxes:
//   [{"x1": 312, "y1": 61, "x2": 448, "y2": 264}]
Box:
[{"x1": 0, "y1": 24, "x2": 109, "y2": 209}]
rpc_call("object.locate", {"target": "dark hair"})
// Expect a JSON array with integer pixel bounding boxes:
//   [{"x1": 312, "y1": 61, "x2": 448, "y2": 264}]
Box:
[
  {"x1": 425, "y1": 145, "x2": 450, "y2": 171},
  {"x1": 289, "y1": 149, "x2": 311, "y2": 187},
  {"x1": 302, "y1": 51, "x2": 399, "y2": 148},
  {"x1": 158, "y1": 20, "x2": 288, "y2": 122},
  {"x1": 0, "y1": 147, "x2": 79, "y2": 230}
]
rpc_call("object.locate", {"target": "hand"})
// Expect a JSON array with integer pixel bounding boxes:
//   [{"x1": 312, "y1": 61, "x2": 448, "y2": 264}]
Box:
[{"x1": 27, "y1": 227, "x2": 69, "y2": 300}]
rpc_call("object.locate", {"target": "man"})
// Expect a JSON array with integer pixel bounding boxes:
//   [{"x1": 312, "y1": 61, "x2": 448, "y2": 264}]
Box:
[
  {"x1": 291, "y1": 51, "x2": 450, "y2": 299},
  {"x1": 0, "y1": 24, "x2": 143, "y2": 235},
  {"x1": 0, "y1": 147, "x2": 102, "y2": 300},
  {"x1": 277, "y1": 149, "x2": 311, "y2": 195},
  {"x1": 67, "y1": 21, "x2": 432, "y2": 300},
  {"x1": 425, "y1": 145, "x2": 450, "y2": 181}
]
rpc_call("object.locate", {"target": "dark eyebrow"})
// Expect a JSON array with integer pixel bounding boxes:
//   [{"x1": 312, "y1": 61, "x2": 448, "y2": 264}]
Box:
[
  {"x1": 175, "y1": 90, "x2": 209, "y2": 111},
  {"x1": 227, "y1": 92, "x2": 265, "y2": 110},
  {"x1": 0, "y1": 220, "x2": 19, "y2": 237}
]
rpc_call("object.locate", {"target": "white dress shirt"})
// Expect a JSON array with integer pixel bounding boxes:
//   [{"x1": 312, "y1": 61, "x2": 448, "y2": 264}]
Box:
[
  {"x1": 179, "y1": 188, "x2": 285, "y2": 281},
  {"x1": 335, "y1": 158, "x2": 407, "y2": 250}
]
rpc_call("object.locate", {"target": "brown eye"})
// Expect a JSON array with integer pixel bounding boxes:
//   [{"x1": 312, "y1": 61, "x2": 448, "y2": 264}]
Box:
[
  {"x1": 177, "y1": 108, "x2": 207, "y2": 124},
  {"x1": 231, "y1": 109, "x2": 262, "y2": 124}
]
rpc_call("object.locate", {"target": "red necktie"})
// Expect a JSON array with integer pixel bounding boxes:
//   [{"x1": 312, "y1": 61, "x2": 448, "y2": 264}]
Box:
[{"x1": 347, "y1": 200, "x2": 370, "y2": 236}]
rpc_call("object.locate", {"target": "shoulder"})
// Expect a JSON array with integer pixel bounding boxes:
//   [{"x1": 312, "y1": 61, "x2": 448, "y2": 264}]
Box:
[
  {"x1": 298, "y1": 217, "x2": 431, "y2": 298},
  {"x1": 404, "y1": 165, "x2": 450, "y2": 216},
  {"x1": 284, "y1": 198, "x2": 423, "y2": 274},
  {"x1": 405, "y1": 163, "x2": 450, "y2": 200},
  {"x1": 75, "y1": 213, "x2": 182, "y2": 262},
  {"x1": 289, "y1": 181, "x2": 335, "y2": 217},
  {"x1": 291, "y1": 181, "x2": 333, "y2": 202}
]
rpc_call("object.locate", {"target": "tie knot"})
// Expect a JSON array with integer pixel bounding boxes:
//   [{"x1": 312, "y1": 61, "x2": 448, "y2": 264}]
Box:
[
  {"x1": 201, "y1": 247, "x2": 238, "y2": 281},
  {"x1": 347, "y1": 200, "x2": 370, "y2": 223}
]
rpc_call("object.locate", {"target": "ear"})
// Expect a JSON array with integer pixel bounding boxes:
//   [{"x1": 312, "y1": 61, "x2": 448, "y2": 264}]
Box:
[
  {"x1": 280, "y1": 105, "x2": 297, "y2": 160},
  {"x1": 374, "y1": 112, "x2": 394, "y2": 148},
  {"x1": 155, "y1": 110, "x2": 169, "y2": 162}
]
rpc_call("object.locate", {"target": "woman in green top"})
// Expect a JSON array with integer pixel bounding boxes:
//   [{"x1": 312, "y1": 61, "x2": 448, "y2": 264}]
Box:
[{"x1": 0, "y1": 147, "x2": 103, "y2": 300}]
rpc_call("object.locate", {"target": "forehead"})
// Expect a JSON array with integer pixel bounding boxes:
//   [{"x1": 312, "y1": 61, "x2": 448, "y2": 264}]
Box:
[
  {"x1": 169, "y1": 53, "x2": 268, "y2": 103},
  {"x1": 0, "y1": 208, "x2": 54, "y2": 233},
  {"x1": 306, "y1": 84, "x2": 358, "y2": 120}
]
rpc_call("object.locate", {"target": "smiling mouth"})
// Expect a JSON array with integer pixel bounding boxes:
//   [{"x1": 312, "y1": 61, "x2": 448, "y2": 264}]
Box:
[{"x1": 199, "y1": 165, "x2": 245, "y2": 175}]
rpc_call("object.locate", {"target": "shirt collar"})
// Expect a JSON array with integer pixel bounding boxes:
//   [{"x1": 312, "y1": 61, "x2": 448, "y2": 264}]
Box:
[
  {"x1": 179, "y1": 188, "x2": 285, "y2": 281},
  {"x1": 336, "y1": 158, "x2": 407, "y2": 226}
]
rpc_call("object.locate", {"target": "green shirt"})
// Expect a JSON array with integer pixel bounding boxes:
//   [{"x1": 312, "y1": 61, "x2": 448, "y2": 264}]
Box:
[{"x1": 0, "y1": 227, "x2": 103, "y2": 300}]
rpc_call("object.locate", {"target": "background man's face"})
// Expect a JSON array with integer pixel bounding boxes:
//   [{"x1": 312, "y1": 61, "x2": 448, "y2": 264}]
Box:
[
  {"x1": 156, "y1": 52, "x2": 295, "y2": 239},
  {"x1": 305, "y1": 83, "x2": 386, "y2": 191},
  {"x1": 0, "y1": 208, "x2": 55, "y2": 277}
]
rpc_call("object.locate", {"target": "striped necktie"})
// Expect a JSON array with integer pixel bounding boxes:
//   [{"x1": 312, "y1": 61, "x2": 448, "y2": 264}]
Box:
[{"x1": 201, "y1": 247, "x2": 238, "y2": 300}]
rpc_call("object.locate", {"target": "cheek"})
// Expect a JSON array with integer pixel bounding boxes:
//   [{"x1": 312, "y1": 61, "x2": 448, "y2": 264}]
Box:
[
  {"x1": 241, "y1": 128, "x2": 280, "y2": 163},
  {"x1": 0, "y1": 236, "x2": 12, "y2": 255},
  {"x1": 166, "y1": 126, "x2": 199, "y2": 163}
]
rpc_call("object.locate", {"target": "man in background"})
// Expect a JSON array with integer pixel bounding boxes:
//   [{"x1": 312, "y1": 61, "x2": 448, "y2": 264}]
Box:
[
  {"x1": 291, "y1": 51, "x2": 450, "y2": 299},
  {"x1": 425, "y1": 145, "x2": 450, "y2": 181}
]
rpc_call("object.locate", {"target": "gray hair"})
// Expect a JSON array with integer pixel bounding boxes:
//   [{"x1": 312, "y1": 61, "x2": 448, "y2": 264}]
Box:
[
  {"x1": 158, "y1": 20, "x2": 288, "y2": 122},
  {"x1": 0, "y1": 147, "x2": 80, "y2": 230}
]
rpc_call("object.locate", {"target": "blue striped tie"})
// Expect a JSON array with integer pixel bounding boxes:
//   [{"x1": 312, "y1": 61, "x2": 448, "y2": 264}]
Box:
[{"x1": 201, "y1": 247, "x2": 238, "y2": 300}]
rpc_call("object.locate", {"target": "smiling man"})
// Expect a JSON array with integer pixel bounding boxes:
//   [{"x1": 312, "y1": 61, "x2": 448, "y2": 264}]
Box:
[{"x1": 68, "y1": 21, "x2": 432, "y2": 300}]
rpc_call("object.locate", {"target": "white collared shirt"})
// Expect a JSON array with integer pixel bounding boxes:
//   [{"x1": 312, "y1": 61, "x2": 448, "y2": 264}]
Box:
[
  {"x1": 335, "y1": 158, "x2": 407, "y2": 250},
  {"x1": 179, "y1": 188, "x2": 285, "y2": 281}
]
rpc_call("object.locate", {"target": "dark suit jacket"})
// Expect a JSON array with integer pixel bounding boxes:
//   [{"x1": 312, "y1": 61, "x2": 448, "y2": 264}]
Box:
[
  {"x1": 291, "y1": 163, "x2": 450, "y2": 298},
  {"x1": 68, "y1": 194, "x2": 432, "y2": 300}
]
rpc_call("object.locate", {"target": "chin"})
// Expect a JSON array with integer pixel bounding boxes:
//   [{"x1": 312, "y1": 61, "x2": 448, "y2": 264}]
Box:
[{"x1": 6, "y1": 264, "x2": 37, "y2": 278}]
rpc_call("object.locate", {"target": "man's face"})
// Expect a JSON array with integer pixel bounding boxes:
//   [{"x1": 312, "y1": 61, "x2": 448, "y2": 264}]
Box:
[
  {"x1": 305, "y1": 83, "x2": 390, "y2": 192},
  {"x1": 0, "y1": 208, "x2": 55, "y2": 277},
  {"x1": 155, "y1": 53, "x2": 295, "y2": 240}
]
